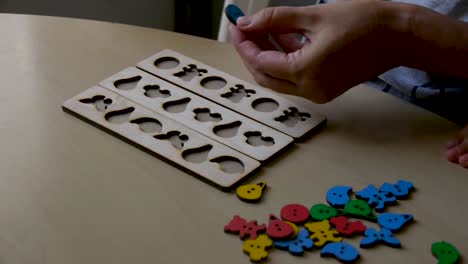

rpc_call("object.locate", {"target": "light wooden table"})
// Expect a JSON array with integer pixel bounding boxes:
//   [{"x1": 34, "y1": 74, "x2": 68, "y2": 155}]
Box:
[{"x1": 0, "y1": 13, "x2": 466, "y2": 264}]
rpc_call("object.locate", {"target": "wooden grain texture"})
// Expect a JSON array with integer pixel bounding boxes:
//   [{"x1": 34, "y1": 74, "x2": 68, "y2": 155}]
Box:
[
  {"x1": 137, "y1": 49, "x2": 327, "y2": 139},
  {"x1": 63, "y1": 86, "x2": 260, "y2": 190},
  {"x1": 98, "y1": 66, "x2": 293, "y2": 161}
]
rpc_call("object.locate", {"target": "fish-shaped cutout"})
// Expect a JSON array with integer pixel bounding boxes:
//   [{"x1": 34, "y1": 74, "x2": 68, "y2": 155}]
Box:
[
  {"x1": 113, "y1": 76, "x2": 142, "y2": 91},
  {"x1": 377, "y1": 213, "x2": 413, "y2": 232},
  {"x1": 104, "y1": 107, "x2": 135, "y2": 124},
  {"x1": 236, "y1": 182, "x2": 266, "y2": 203},
  {"x1": 326, "y1": 186, "x2": 352, "y2": 207}
]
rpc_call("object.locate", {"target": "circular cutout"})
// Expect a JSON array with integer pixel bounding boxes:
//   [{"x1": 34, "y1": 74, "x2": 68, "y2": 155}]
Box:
[
  {"x1": 200, "y1": 76, "x2": 227, "y2": 90},
  {"x1": 154, "y1": 57, "x2": 180, "y2": 69},
  {"x1": 252, "y1": 98, "x2": 279, "y2": 112}
]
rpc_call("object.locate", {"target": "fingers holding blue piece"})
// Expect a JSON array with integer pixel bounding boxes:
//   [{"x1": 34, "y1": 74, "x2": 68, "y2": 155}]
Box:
[{"x1": 225, "y1": 4, "x2": 245, "y2": 25}]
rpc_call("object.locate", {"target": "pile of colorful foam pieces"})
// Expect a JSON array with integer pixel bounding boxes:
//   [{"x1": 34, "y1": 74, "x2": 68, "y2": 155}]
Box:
[{"x1": 224, "y1": 180, "x2": 459, "y2": 263}]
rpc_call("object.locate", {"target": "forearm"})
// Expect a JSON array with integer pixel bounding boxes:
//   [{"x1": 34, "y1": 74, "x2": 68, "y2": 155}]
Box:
[{"x1": 393, "y1": 2, "x2": 468, "y2": 79}]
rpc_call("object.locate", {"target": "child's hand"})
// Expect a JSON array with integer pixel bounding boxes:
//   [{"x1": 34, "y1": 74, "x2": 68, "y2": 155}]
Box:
[
  {"x1": 447, "y1": 125, "x2": 468, "y2": 168},
  {"x1": 229, "y1": 0, "x2": 410, "y2": 103}
]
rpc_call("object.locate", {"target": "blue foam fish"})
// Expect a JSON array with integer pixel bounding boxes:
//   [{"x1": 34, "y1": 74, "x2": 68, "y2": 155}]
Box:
[
  {"x1": 321, "y1": 242, "x2": 360, "y2": 263},
  {"x1": 378, "y1": 213, "x2": 413, "y2": 232}
]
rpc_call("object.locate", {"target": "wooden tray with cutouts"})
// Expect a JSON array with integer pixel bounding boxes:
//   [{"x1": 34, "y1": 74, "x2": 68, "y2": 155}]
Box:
[
  {"x1": 63, "y1": 86, "x2": 261, "y2": 190},
  {"x1": 137, "y1": 49, "x2": 326, "y2": 139},
  {"x1": 62, "y1": 49, "x2": 326, "y2": 190},
  {"x1": 98, "y1": 66, "x2": 293, "y2": 162}
]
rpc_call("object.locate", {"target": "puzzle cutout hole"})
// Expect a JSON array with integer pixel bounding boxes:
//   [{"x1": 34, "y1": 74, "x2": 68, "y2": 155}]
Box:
[
  {"x1": 130, "y1": 117, "x2": 163, "y2": 133},
  {"x1": 244, "y1": 131, "x2": 275, "y2": 147},
  {"x1": 162, "y1": 97, "x2": 191, "y2": 113},
  {"x1": 154, "y1": 131, "x2": 189, "y2": 149},
  {"x1": 200, "y1": 76, "x2": 227, "y2": 90},
  {"x1": 79, "y1": 95, "x2": 112, "y2": 112},
  {"x1": 274, "y1": 107, "x2": 312, "y2": 127},
  {"x1": 182, "y1": 144, "x2": 213, "y2": 163},
  {"x1": 154, "y1": 57, "x2": 180, "y2": 69},
  {"x1": 210, "y1": 156, "x2": 245, "y2": 174},
  {"x1": 174, "y1": 64, "x2": 208, "y2": 82},
  {"x1": 213, "y1": 121, "x2": 242, "y2": 138},
  {"x1": 252, "y1": 98, "x2": 279, "y2": 112},
  {"x1": 193, "y1": 108, "x2": 223, "y2": 122},
  {"x1": 104, "y1": 107, "x2": 135, "y2": 124},
  {"x1": 221, "y1": 84, "x2": 256, "y2": 103},
  {"x1": 143, "y1": 85, "x2": 171, "y2": 98},
  {"x1": 114, "y1": 76, "x2": 142, "y2": 91}
]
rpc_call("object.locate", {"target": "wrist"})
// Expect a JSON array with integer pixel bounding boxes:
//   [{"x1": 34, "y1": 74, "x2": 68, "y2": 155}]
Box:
[
  {"x1": 383, "y1": 2, "x2": 468, "y2": 78},
  {"x1": 376, "y1": 1, "x2": 415, "y2": 67}
]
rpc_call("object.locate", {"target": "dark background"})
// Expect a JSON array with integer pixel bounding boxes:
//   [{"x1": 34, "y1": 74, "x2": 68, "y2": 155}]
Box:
[{"x1": 0, "y1": 0, "x2": 316, "y2": 40}]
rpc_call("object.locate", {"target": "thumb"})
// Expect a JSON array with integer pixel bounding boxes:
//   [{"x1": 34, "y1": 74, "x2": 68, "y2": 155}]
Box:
[{"x1": 237, "y1": 6, "x2": 310, "y2": 34}]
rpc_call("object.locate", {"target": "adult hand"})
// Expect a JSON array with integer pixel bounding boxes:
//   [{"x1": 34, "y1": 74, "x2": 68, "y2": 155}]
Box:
[{"x1": 229, "y1": 0, "x2": 410, "y2": 103}]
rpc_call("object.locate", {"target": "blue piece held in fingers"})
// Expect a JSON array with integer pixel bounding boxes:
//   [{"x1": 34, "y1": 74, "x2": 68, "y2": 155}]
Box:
[{"x1": 225, "y1": 4, "x2": 245, "y2": 25}]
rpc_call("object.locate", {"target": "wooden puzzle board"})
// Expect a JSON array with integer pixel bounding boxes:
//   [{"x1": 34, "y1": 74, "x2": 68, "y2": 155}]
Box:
[
  {"x1": 62, "y1": 49, "x2": 327, "y2": 189},
  {"x1": 98, "y1": 66, "x2": 293, "y2": 161},
  {"x1": 62, "y1": 86, "x2": 261, "y2": 190},
  {"x1": 137, "y1": 49, "x2": 327, "y2": 139}
]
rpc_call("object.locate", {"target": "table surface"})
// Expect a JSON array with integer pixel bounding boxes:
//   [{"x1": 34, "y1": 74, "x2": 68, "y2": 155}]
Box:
[{"x1": 0, "y1": 13, "x2": 466, "y2": 264}]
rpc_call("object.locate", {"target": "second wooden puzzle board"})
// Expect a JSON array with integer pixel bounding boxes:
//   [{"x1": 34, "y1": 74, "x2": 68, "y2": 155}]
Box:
[
  {"x1": 137, "y1": 49, "x2": 327, "y2": 139},
  {"x1": 98, "y1": 67, "x2": 293, "y2": 161}
]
